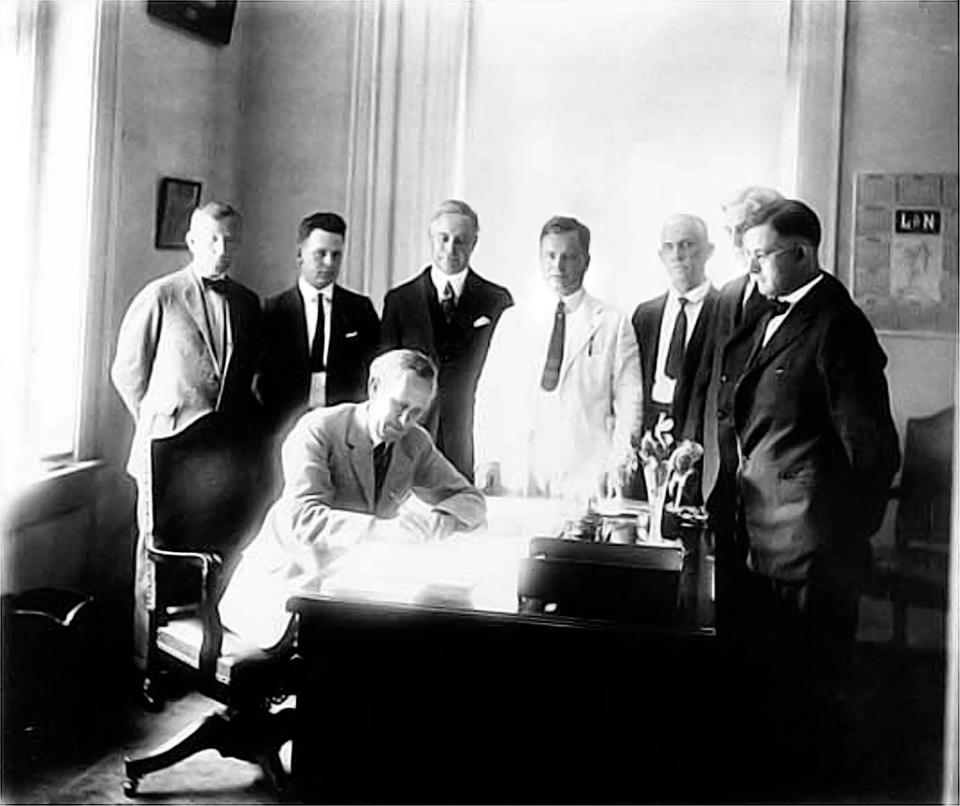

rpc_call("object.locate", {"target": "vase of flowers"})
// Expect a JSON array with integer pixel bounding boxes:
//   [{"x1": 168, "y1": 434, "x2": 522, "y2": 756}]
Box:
[{"x1": 627, "y1": 413, "x2": 704, "y2": 542}]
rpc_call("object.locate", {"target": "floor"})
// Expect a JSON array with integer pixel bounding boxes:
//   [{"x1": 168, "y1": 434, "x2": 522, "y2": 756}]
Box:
[
  {"x1": 0, "y1": 643, "x2": 948, "y2": 805},
  {"x1": 2, "y1": 687, "x2": 287, "y2": 805}
]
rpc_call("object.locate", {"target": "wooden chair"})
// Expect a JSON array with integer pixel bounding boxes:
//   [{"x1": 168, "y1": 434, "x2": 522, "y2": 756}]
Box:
[
  {"x1": 868, "y1": 406, "x2": 953, "y2": 646},
  {"x1": 122, "y1": 413, "x2": 295, "y2": 797}
]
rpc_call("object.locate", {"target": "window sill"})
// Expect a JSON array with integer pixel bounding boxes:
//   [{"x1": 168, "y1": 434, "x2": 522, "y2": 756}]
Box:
[{"x1": 1, "y1": 459, "x2": 105, "y2": 534}]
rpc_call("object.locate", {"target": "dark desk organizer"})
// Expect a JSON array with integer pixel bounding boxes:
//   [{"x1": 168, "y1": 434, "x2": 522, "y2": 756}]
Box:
[{"x1": 518, "y1": 536, "x2": 686, "y2": 625}]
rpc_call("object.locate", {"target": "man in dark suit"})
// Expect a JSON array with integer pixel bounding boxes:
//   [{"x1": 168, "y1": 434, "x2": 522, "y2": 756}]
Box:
[
  {"x1": 257, "y1": 212, "x2": 380, "y2": 437},
  {"x1": 684, "y1": 186, "x2": 785, "y2": 499},
  {"x1": 111, "y1": 201, "x2": 263, "y2": 675},
  {"x1": 632, "y1": 214, "x2": 719, "y2": 443},
  {"x1": 709, "y1": 199, "x2": 900, "y2": 791},
  {"x1": 380, "y1": 199, "x2": 513, "y2": 481}
]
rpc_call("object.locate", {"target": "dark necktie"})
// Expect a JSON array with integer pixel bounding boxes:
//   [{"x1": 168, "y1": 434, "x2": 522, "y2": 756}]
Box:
[
  {"x1": 202, "y1": 275, "x2": 229, "y2": 294},
  {"x1": 441, "y1": 282, "x2": 456, "y2": 324},
  {"x1": 373, "y1": 441, "x2": 393, "y2": 505},
  {"x1": 310, "y1": 295, "x2": 326, "y2": 371},
  {"x1": 540, "y1": 301, "x2": 566, "y2": 391},
  {"x1": 664, "y1": 297, "x2": 688, "y2": 380}
]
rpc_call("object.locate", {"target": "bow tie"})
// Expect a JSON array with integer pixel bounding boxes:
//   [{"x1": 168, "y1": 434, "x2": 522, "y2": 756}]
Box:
[
  {"x1": 766, "y1": 298, "x2": 790, "y2": 316},
  {"x1": 202, "y1": 275, "x2": 229, "y2": 294}
]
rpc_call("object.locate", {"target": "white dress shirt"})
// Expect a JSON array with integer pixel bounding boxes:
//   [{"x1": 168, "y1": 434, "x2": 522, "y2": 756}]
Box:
[
  {"x1": 761, "y1": 274, "x2": 822, "y2": 347},
  {"x1": 430, "y1": 265, "x2": 468, "y2": 303},
  {"x1": 298, "y1": 277, "x2": 334, "y2": 366},
  {"x1": 651, "y1": 279, "x2": 712, "y2": 404},
  {"x1": 191, "y1": 266, "x2": 232, "y2": 370}
]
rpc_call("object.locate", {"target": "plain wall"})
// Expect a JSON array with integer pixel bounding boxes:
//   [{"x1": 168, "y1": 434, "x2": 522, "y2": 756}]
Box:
[
  {"x1": 234, "y1": 0, "x2": 357, "y2": 298},
  {"x1": 838, "y1": 0, "x2": 959, "y2": 440}
]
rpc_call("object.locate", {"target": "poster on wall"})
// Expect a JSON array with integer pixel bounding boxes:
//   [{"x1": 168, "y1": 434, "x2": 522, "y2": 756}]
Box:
[{"x1": 852, "y1": 171, "x2": 958, "y2": 333}]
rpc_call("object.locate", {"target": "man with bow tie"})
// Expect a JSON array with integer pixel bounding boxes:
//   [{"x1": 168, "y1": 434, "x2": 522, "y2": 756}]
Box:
[
  {"x1": 710, "y1": 199, "x2": 900, "y2": 790},
  {"x1": 257, "y1": 212, "x2": 380, "y2": 439},
  {"x1": 380, "y1": 200, "x2": 513, "y2": 481},
  {"x1": 111, "y1": 201, "x2": 263, "y2": 675}
]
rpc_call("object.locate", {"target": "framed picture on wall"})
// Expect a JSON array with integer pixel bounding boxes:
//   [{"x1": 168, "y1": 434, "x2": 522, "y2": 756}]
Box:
[
  {"x1": 155, "y1": 177, "x2": 202, "y2": 250},
  {"x1": 146, "y1": 1, "x2": 238, "y2": 46}
]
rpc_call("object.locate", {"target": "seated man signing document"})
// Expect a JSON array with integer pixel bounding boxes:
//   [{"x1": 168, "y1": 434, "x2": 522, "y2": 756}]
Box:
[{"x1": 220, "y1": 349, "x2": 486, "y2": 648}]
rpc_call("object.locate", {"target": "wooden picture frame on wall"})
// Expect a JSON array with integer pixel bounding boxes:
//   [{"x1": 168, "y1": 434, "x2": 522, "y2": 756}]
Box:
[
  {"x1": 146, "y1": 1, "x2": 238, "y2": 47},
  {"x1": 155, "y1": 177, "x2": 202, "y2": 250}
]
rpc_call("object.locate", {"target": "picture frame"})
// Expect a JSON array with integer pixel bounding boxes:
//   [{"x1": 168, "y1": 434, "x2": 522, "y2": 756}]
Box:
[
  {"x1": 155, "y1": 177, "x2": 202, "y2": 250},
  {"x1": 146, "y1": 1, "x2": 238, "y2": 47}
]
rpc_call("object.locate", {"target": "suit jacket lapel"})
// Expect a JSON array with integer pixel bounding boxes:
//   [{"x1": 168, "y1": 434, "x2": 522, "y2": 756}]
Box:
[
  {"x1": 346, "y1": 406, "x2": 375, "y2": 510},
  {"x1": 327, "y1": 284, "x2": 345, "y2": 372},
  {"x1": 743, "y1": 279, "x2": 825, "y2": 376},
  {"x1": 682, "y1": 290, "x2": 716, "y2": 380},
  {"x1": 288, "y1": 287, "x2": 310, "y2": 374},
  {"x1": 641, "y1": 296, "x2": 666, "y2": 390},
  {"x1": 180, "y1": 269, "x2": 221, "y2": 380},
  {"x1": 561, "y1": 294, "x2": 602, "y2": 383},
  {"x1": 416, "y1": 270, "x2": 438, "y2": 353}
]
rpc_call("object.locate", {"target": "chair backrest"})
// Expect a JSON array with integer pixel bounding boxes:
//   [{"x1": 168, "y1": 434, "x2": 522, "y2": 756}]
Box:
[
  {"x1": 896, "y1": 406, "x2": 954, "y2": 549},
  {"x1": 150, "y1": 414, "x2": 272, "y2": 605}
]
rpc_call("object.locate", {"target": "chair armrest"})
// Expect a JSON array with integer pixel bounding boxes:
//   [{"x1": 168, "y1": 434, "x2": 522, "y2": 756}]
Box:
[{"x1": 144, "y1": 543, "x2": 225, "y2": 682}]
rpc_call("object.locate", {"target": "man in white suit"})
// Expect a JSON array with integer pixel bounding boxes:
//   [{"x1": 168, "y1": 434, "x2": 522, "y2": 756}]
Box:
[
  {"x1": 219, "y1": 349, "x2": 486, "y2": 648},
  {"x1": 474, "y1": 216, "x2": 642, "y2": 499},
  {"x1": 111, "y1": 201, "x2": 262, "y2": 673}
]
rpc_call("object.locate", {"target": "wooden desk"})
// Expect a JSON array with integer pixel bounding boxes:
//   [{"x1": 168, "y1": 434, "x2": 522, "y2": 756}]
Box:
[{"x1": 287, "y1": 498, "x2": 727, "y2": 803}]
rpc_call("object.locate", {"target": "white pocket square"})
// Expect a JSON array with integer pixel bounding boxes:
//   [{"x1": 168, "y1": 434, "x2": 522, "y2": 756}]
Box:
[
  {"x1": 345, "y1": 331, "x2": 358, "y2": 338},
  {"x1": 473, "y1": 316, "x2": 491, "y2": 328}
]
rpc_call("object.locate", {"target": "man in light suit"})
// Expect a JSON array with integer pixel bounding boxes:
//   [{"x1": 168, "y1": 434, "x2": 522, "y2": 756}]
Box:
[
  {"x1": 257, "y1": 212, "x2": 380, "y2": 439},
  {"x1": 710, "y1": 199, "x2": 900, "y2": 790},
  {"x1": 475, "y1": 216, "x2": 642, "y2": 499},
  {"x1": 632, "y1": 214, "x2": 720, "y2": 443},
  {"x1": 111, "y1": 201, "x2": 263, "y2": 673},
  {"x1": 220, "y1": 349, "x2": 486, "y2": 648},
  {"x1": 380, "y1": 200, "x2": 513, "y2": 481}
]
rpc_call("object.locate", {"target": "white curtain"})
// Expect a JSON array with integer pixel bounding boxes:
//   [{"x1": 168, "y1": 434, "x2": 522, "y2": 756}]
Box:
[{"x1": 343, "y1": 0, "x2": 472, "y2": 306}]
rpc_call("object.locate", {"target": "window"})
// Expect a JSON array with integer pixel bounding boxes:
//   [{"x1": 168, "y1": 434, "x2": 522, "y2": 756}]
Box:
[{"x1": 1, "y1": 0, "x2": 99, "y2": 496}]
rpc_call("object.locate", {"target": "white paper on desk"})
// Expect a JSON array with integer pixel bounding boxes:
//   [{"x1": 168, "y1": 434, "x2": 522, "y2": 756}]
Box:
[
  {"x1": 320, "y1": 532, "x2": 523, "y2": 612},
  {"x1": 308, "y1": 371, "x2": 327, "y2": 408}
]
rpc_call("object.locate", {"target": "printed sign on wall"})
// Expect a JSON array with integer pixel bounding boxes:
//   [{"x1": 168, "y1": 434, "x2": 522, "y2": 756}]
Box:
[{"x1": 853, "y1": 172, "x2": 958, "y2": 333}]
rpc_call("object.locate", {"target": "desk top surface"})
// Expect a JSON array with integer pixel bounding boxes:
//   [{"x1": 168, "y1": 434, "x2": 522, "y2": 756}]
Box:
[{"x1": 289, "y1": 495, "x2": 714, "y2": 635}]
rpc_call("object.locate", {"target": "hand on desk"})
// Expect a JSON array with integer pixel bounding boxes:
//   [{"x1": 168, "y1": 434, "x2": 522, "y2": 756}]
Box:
[{"x1": 369, "y1": 510, "x2": 459, "y2": 543}]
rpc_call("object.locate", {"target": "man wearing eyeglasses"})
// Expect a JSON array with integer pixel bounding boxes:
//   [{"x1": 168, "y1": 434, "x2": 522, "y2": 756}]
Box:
[{"x1": 709, "y1": 198, "x2": 900, "y2": 793}]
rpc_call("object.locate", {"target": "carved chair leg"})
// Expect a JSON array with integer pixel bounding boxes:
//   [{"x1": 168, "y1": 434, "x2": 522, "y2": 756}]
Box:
[{"x1": 124, "y1": 710, "x2": 229, "y2": 794}]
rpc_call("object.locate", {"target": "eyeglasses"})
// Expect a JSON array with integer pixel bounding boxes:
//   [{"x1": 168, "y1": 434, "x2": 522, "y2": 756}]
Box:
[{"x1": 747, "y1": 245, "x2": 796, "y2": 266}]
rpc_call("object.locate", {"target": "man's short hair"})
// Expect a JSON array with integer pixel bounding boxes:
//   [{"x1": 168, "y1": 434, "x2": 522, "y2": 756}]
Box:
[
  {"x1": 298, "y1": 212, "x2": 347, "y2": 243},
  {"x1": 429, "y1": 199, "x2": 479, "y2": 233},
  {"x1": 749, "y1": 199, "x2": 822, "y2": 249},
  {"x1": 540, "y1": 216, "x2": 591, "y2": 255},
  {"x1": 190, "y1": 201, "x2": 240, "y2": 229},
  {"x1": 662, "y1": 213, "x2": 709, "y2": 242},
  {"x1": 369, "y1": 349, "x2": 438, "y2": 388},
  {"x1": 721, "y1": 186, "x2": 783, "y2": 248}
]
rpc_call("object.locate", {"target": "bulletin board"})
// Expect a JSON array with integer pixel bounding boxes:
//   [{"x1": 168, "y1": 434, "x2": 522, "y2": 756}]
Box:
[{"x1": 852, "y1": 172, "x2": 958, "y2": 334}]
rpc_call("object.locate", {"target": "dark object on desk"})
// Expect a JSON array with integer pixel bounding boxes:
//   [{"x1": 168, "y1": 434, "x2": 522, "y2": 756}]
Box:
[
  {"x1": 146, "y1": 1, "x2": 237, "y2": 46},
  {"x1": 122, "y1": 413, "x2": 294, "y2": 798},
  {"x1": 518, "y1": 536, "x2": 684, "y2": 624},
  {"x1": 866, "y1": 405, "x2": 953, "y2": 646}
]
